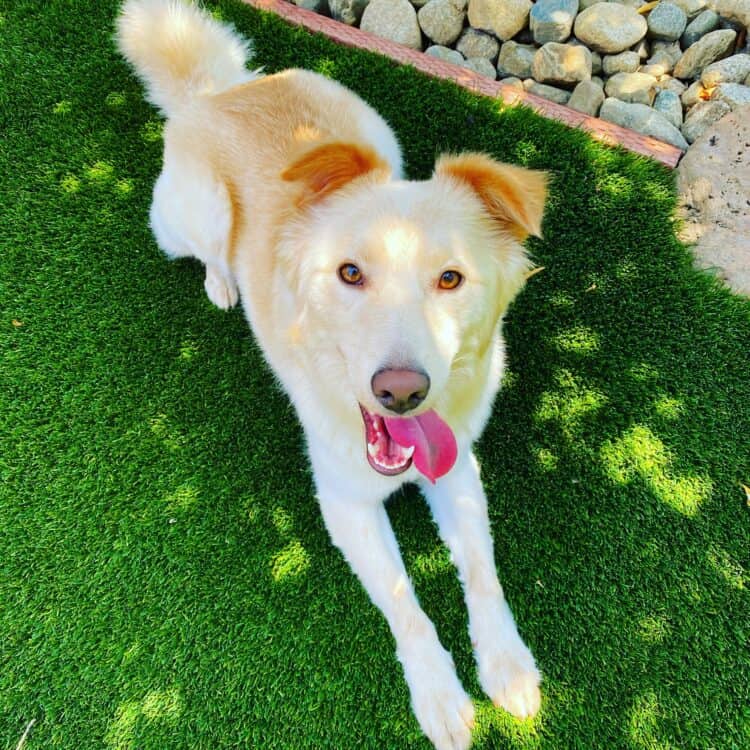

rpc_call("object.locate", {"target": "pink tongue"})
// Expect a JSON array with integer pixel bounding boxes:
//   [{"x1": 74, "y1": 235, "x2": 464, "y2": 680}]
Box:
[{"x1": 384, "y1": 410, "x2": 457, "y2": 483}]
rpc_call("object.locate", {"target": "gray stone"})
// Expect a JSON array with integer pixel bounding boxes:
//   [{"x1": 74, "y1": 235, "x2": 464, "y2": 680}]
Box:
[
  {"x1": 706, "y1": 0, "x2": 750, "y2": 28},
  {"x1": 681, "y1": 99, "x2": 731, "y2": 141},
  {"x1": 591, "y1": 50, "x2": 603, "y2": 75},
  {"x1": 747, "y1": 73, "x2": 750, "y2": 85},
  {"x1": 455, "y1": 28, "x2": 500, "y2": 60},
  {"x1": 468, "y1": 0, "x2": 532, "y2": 41},
  {"x1": 647, "y1": 3, "x2": 687, "y2": 41},
  {"x1": 656, "y1": 75, "x2": 688, "y2": 95},
  {"x1": 497, "y1": 41, "x2": 537, "y2": 77},
  {"x1": 568, "y1": 79, "x2": 606, "y2": 114},
  {"x1": 328, "y1": 0, "x2": 368, "y2": 24},
  {"x1": 602, "y1": 51, "x2": 641, "y2": 75},
  {"x1": 425, "y1": 45, "x2": 466, "y2": 64},
  {"x1": 604, "y1": 71, "x2": 659, "y2": 104},
  {"x1": 701, "y1": 54, "x2": 750, "y2": 87},
  {"x1": 578, "y1": 0, "x2": 605, "y2": 8},
  {"x1": 681, "y1": 9, "x2": 720, "y2": 47},
  {"x1": 529, "y1": 0, "x2": 579, "y2": 44},
  {"x1": 672, "y1": 29, "x2": 736, "y2": 79},
  {"x1": 293, "y1": 0, "x2": 329, "y2": 11},
  {"x1": 523, "y1": 78, "x2": 573, "y2": 103},
  {"x1": 500, "y1": 76, "x2": 525, "y2": 89},
  {"x1": 648, "y1": 41, "x2": 682, "y2": 73},
  {"x1": 360, "y1": 0, "x2": 422, "y2": 48},
  {"x1": 599, "y1": 97, "x2": 689, "y2": 147},
  {"x1": 682, "y1": 79, "x2": 709, "y2": 105},
  {"x1": 531, "y1": 42, "x2": 593, "y2": 86},
  {"x1": 677, "y1": 105, "x2": 750, "y2": 296},
  {"x1": 654, "y1": 88, "x2": 684, "y2": 126},
  {"x1": 574, "y1": 4, "x2": 648, "y2": 54},
  {"x1": 713, "y1": 82, "x2": 750, "y2": 108},
  {"x1": 632, "y1": 39, "x2": 651, "y2": 60},
  {"x1": 671, "y1": 0, "x2": 706, "y2": 17},
  {"x1": 462, "y1": 57, "x2": 498, "y2": 77},
  {"x1": 418, "y1": 0, "x2": 466, "y2": 46}
]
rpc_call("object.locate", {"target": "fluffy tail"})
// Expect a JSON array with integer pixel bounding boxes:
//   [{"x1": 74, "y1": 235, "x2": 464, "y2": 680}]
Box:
[{"x1": 116, "y1": 0, "x2": 260, "y2": 115}]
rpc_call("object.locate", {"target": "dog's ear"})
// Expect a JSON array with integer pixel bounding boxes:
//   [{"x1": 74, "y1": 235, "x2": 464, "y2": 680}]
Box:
[
  {"x1": 435, "y1": 153, "x2": 548, "y2": 241},
  {"x1": 282, "y1": 142, "x2": 390, "y2": 206}
]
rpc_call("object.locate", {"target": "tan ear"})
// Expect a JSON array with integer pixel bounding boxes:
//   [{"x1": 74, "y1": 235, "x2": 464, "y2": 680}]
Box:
[
  {"x1": 281, "y1": 142, "x2": 390, "y2": 207},
  {"x1": 435, "y1": 153, "x2": 548, "y2": 240}
]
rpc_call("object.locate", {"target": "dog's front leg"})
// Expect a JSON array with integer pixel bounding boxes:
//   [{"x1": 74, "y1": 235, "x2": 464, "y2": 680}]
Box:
[
  {"x1": 422, "y1": 451, "x2": 541, "y2": 719},
  {"x1": 313, "y1": 467, "x2": 475, "y2": 750}
]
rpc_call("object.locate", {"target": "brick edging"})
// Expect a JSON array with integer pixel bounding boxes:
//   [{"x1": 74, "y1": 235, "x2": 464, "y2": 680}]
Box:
[{"x1": 242, "y1": 0, "x2": 683, "y2": 168}]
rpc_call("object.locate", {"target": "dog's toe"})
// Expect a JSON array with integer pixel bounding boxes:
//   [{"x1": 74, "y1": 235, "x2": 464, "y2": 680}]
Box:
[
  {"x1": 204, "y1": 266, "x2": 238, "y2": 310},
  {"x1": 479, "y1": 642, "x2": 541, "y2": 720}
]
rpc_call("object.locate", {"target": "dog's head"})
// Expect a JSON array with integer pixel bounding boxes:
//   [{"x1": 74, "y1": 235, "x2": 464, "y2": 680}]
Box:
[{"x1": 279, "y1": 142, "x2": 548, "y2": 482}]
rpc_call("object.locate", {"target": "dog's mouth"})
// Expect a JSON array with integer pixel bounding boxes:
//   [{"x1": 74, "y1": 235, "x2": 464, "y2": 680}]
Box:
[{"x1": 359, "y1": 404, "x2": 458, "y2": 483}]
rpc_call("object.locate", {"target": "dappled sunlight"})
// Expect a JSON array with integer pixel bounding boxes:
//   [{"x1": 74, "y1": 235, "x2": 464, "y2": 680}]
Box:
[
  {"x1": 551, "y1": 325, "x2": 601, "y2": 355},
  {"x1": 121, "y1": 641, "x2": 142, "y2": 668},
  {"x1": 547, "y1": 290, "x2": 575, "y2": 309},
  {"x1": 638, "y1": 613, "x2": 672, "y2": 644},
  {"x1": 707, "y1": 547, "x2": 747, "y2": 590},
  {"x1": 86, "y1": 160, "x2": 116, "y2": 184},
  {"x1": 412, "y1": 545, "x2": 451, "y2": 580},
  {"x1": 534, "y1": 369, "x2": 607, "y2": 442},
  {"x1": 628, "y1": 691, "x2": 673, "y2": 750},
  {"x1": 534, "y1": 446, "x2": 559, "y2": 472},
  {"x1": 115, "y1": 178, "x2": 135, "y2": 197},
  {"x1": 149, "y1": 413, "x2": 186, "y2": 452},
  {"x1": 627, "y1": 362, "x2": 660, "y2": 383},
  {"x1": 140, "y1": 119, "x2": 163, "y2": 144},
  {"x1": 471, "y1": 697, "x2": 543, "y2": 748},
  {"x1": 163, "y1": 484, "x2": 199, "y2": 514},
  {"x1": 105, "y1": 688, "x2": 183, "y2": 750},
  {"x1": 270, "y1": 539, "x2": 310, "y2": 582},
  {"x1": 652, "y1": 396, "x2": 683, "y2": 420},
  {"x1": 60, "y1": 174, "x2": 81, "y2": 194},
  {"x1": 313, "y1": 58, "x2": 337, "y2": 78},
  {"x1": 595, "y1": 173, "x2": 634, "y2": 200},
  {"x1": 512, "y1": 140, "x2": 541, "y2": 166},
  {"x1": 53, "y1": 99, "x2": 72, "y2": 115},
  {"x1": 600, "y1": 425, "x2": 712, "y2": 517},
  {"x1": 106, "y1": 91, "x2": 127, "y2": 108},
  {"x1": 178, "y1": 338, "x2": 200, "y2": 361},
  {"x1": 271, "y1": 506, "x2": 295, "y2": 536}
]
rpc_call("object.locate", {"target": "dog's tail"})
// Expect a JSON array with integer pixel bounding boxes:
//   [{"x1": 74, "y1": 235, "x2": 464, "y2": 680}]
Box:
[{"x1": 116, "y1": 0, "x2": 261, "y2": 115}]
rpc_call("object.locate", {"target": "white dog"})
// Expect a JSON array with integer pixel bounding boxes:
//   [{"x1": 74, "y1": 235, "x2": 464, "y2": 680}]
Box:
[{"x1": 117, "y1": 2, "x2": 548, "y2": 747}]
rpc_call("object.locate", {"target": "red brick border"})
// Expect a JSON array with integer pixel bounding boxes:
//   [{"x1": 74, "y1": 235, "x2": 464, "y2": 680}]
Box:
[{"x1": 243, "y1": 0, "x2": 683, "y2": 168}]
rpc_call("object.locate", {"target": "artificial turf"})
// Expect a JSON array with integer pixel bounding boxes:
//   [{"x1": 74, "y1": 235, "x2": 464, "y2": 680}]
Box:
[{"x1": 1, "y1": 1, "x2": 749, "y2": 748}]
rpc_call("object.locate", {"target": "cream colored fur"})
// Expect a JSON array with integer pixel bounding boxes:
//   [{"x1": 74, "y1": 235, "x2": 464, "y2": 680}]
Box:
[{"x1": 117, "y1": 3, "x2": 548, "y2": 748}]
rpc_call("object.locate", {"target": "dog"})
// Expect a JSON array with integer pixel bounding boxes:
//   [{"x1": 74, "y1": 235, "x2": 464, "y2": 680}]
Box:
[{"x1": 117, "y1": 2, "x2": 548, "y2": 747}]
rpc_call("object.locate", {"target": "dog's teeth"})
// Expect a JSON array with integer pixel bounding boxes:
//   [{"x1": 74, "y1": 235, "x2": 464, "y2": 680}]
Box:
[
  {"x1": 402, "y1": 445, "x2": 415, "y2": 459},
  {"x1": 367, "y1": 444, "x2": 378, "y2": 457}
]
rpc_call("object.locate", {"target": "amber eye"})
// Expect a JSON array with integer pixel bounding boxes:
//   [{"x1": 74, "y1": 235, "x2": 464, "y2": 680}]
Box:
[
  {"x1": 438, "y1": 270, "x2": 463, "y2": 290},
  {"x1": 338, "y1": 263, "x2": 364, "y2": 286}
]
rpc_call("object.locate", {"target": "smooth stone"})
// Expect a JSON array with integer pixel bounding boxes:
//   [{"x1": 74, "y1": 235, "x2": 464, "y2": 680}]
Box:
[
  {"x1": 673, "y1": 29, "x2": 736, "y2": 79},
  {"x1": 706, "y1": 0, "x2": 750, "y2": 28},
  {"x1": 681, "y1": 9, "x2": 720, "y2": 47},
  {"x1": 591, "y1": 50, "x2": 603, "y2": 75},
  {"x1": 529, "y1": 0, "x2": 579, "y2": 44},
  {"x1": 455, "y1": 28, "x2": 500, "y2": 60},
  {"x1": 648, "y1": 41, "x2": 682, "y2": 73},
  {"x1": 523, "y1": 78, "x2": 573, "y2": 103},
  {"x1": 574, "y1": 4, "x2": 648, "y2": 54},
  {"x1": 425, "y1": 45, "x2": 466, "y2": 64},
  {"x1": 499, "y1": 76, "x2": 525, "y2": 89},
  {"x1": 293, "y1": 0, "x2": 329, "y2": 11},
  {"x1": 656, "y1": 75, "x2": 688, "y2": 95},
  {"x1": 531, "y1": 42, "x2": 593, "y2": 86},
  {"x1": 654, "y1": 88, "x2": 684, "y2": 126},
  {"x1": 671, "y1": 0, "x2": 706, "y2": 16},
  {"x1": 497, "y1": 41, "x2": 537, "y2": 77},
  {"x1": 360, "y1": 0, "x2": 422, "y2": 48},
  {"x1": 712, "y1": 82, "x2": 750, "y2": 108},
  {"x1": 599, "y1": 97, "x2": 689, "y2": 148},
  {"x1": 462, "y1": 57, "x2": 498, "y2": 77},
  {"x1": 682, "y1": 79, "x2": 709, "y2": 105},
  {"x1": 568, "y1": 79, "x2": 606, "y2": 114},
  {"x1": 328, "y1": 0, "x2": 368, "y2": 24},
  {"x1": 468, "y1": 0, "x2": 532, "y2": 41},
  {"x1": 602, "y1": 51, "x2": 641, "y2": 75},
  {"x1": 701, "y1": 54, "x2": 750, "y2": 87},
  {"x1": 418, "y1": 0, "x2": 467, "y2": 46},
  {"x1": 604, "y1": 71, "x2": 659, "y2": 104},
  {"x1": 681, "y1": 98, "x2": 731, "y2": 142},
  {"x1": 647, "y1": 2, "x2": 688, "y2": 41}
]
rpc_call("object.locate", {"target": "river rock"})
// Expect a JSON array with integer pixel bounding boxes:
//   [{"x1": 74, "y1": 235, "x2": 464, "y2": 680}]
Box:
[
  {"x1": 647, "y1": 3, "x2": 688, "y2": 41},
  {"x1": 712, "y1": 82, "x2": 750, "y2": 107},
  {"x1": 425, "y1": 44, "x2": 465, "y2": 64},
  {"x1": 701, "y1": 54, "x2": 750, "y2": 87},
  {"x1": 673, "y1": 29, "x2": 736, "y2": 79},
  {"x1": 681, "y1": 9, "x2": 720, "y2": 46},
  {"x1": 568, "y1": 79, "x2": 606, "y2": 114},
  {"x1": 600, "y1": 97, "x2": 689, "y2": 147},
  {"x1": 497, "y1": 41, "x2": 537, "y2": 77},
  {"x1": 602, "y1": 51, "x2": 641, "y2": 75},
  {"x1": 468, "y1": 0, "x2": 532, "y2": 41},
  {"x1": 455, "y1": 28, "x2": 500, "y2": 60},
  {"x1": 462, "y1": 57, "x2": 498, "y2": 76},
  {"x1": 523, "y1": 78, "x2": 573, "y2": 102},
  {"x1": 681, "y1": 98, "x2": 731, "y2": 141},
  {"x1": 532, "y1": 42, "x2": 593, "y2": 86},
  {"x1": 360, "y1": 0, "x2": 422, "y2": 48},
  {"x1": 574, "y1": 4, "x2": 648, "y2": 54},
  {"x1": 604, "y1": 71, "x2": 659, "y2": 104},
  {"x1": 654, "y1": 88, "x2": 684, "y2": 125},
  {"x1": 418, "y1": 0, "x2": 467, "y2": 46},
  {"x1": 529, "y1": 0, "x2": 579, "y2": 44}
]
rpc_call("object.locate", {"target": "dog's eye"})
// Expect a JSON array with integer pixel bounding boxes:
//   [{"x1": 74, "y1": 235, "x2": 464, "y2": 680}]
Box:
[
  {"x1": 338, "y1": 263, "x2": 364, "y2": 286},
  {"x1": 438, "y1": 270, "x2": 463, "y2": 290}
]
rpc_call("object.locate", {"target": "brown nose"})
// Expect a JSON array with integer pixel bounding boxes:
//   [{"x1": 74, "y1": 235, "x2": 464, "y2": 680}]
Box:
[{"x1": 371, "y1": 368, "x2": 430, "y2": 415}]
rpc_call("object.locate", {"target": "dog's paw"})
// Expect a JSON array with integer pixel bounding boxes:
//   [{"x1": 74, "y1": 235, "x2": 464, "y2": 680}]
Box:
[
  {"x1": 404, "y1": 646, "x2": 475, "y2": 750},
  {"x1": 477, "y1": 639, "x2": 541, "y2": 719},
  {"x1": 204, "y1": 267, "x2": 238, "y2": 310}
]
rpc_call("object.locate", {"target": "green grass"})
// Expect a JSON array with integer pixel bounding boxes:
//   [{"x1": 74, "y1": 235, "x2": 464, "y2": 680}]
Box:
[{"x1": 1, "y1": 1, "x2": 749, "y2": 748}]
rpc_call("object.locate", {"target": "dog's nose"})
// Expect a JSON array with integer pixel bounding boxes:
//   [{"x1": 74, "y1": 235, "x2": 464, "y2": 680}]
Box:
[{"x1": 371, "y1": 368, "x2": 430, "y2": 415}]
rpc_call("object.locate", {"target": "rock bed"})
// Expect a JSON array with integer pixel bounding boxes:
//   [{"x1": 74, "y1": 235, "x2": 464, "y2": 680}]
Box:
[{"x1": 294, "y1": 0, "x2": 750, "y2": 148}]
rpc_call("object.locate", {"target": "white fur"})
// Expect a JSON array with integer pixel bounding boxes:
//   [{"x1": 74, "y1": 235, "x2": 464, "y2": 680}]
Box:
[{"x1": 117, "y1": 3, "x2": 545, "y2": 748}]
